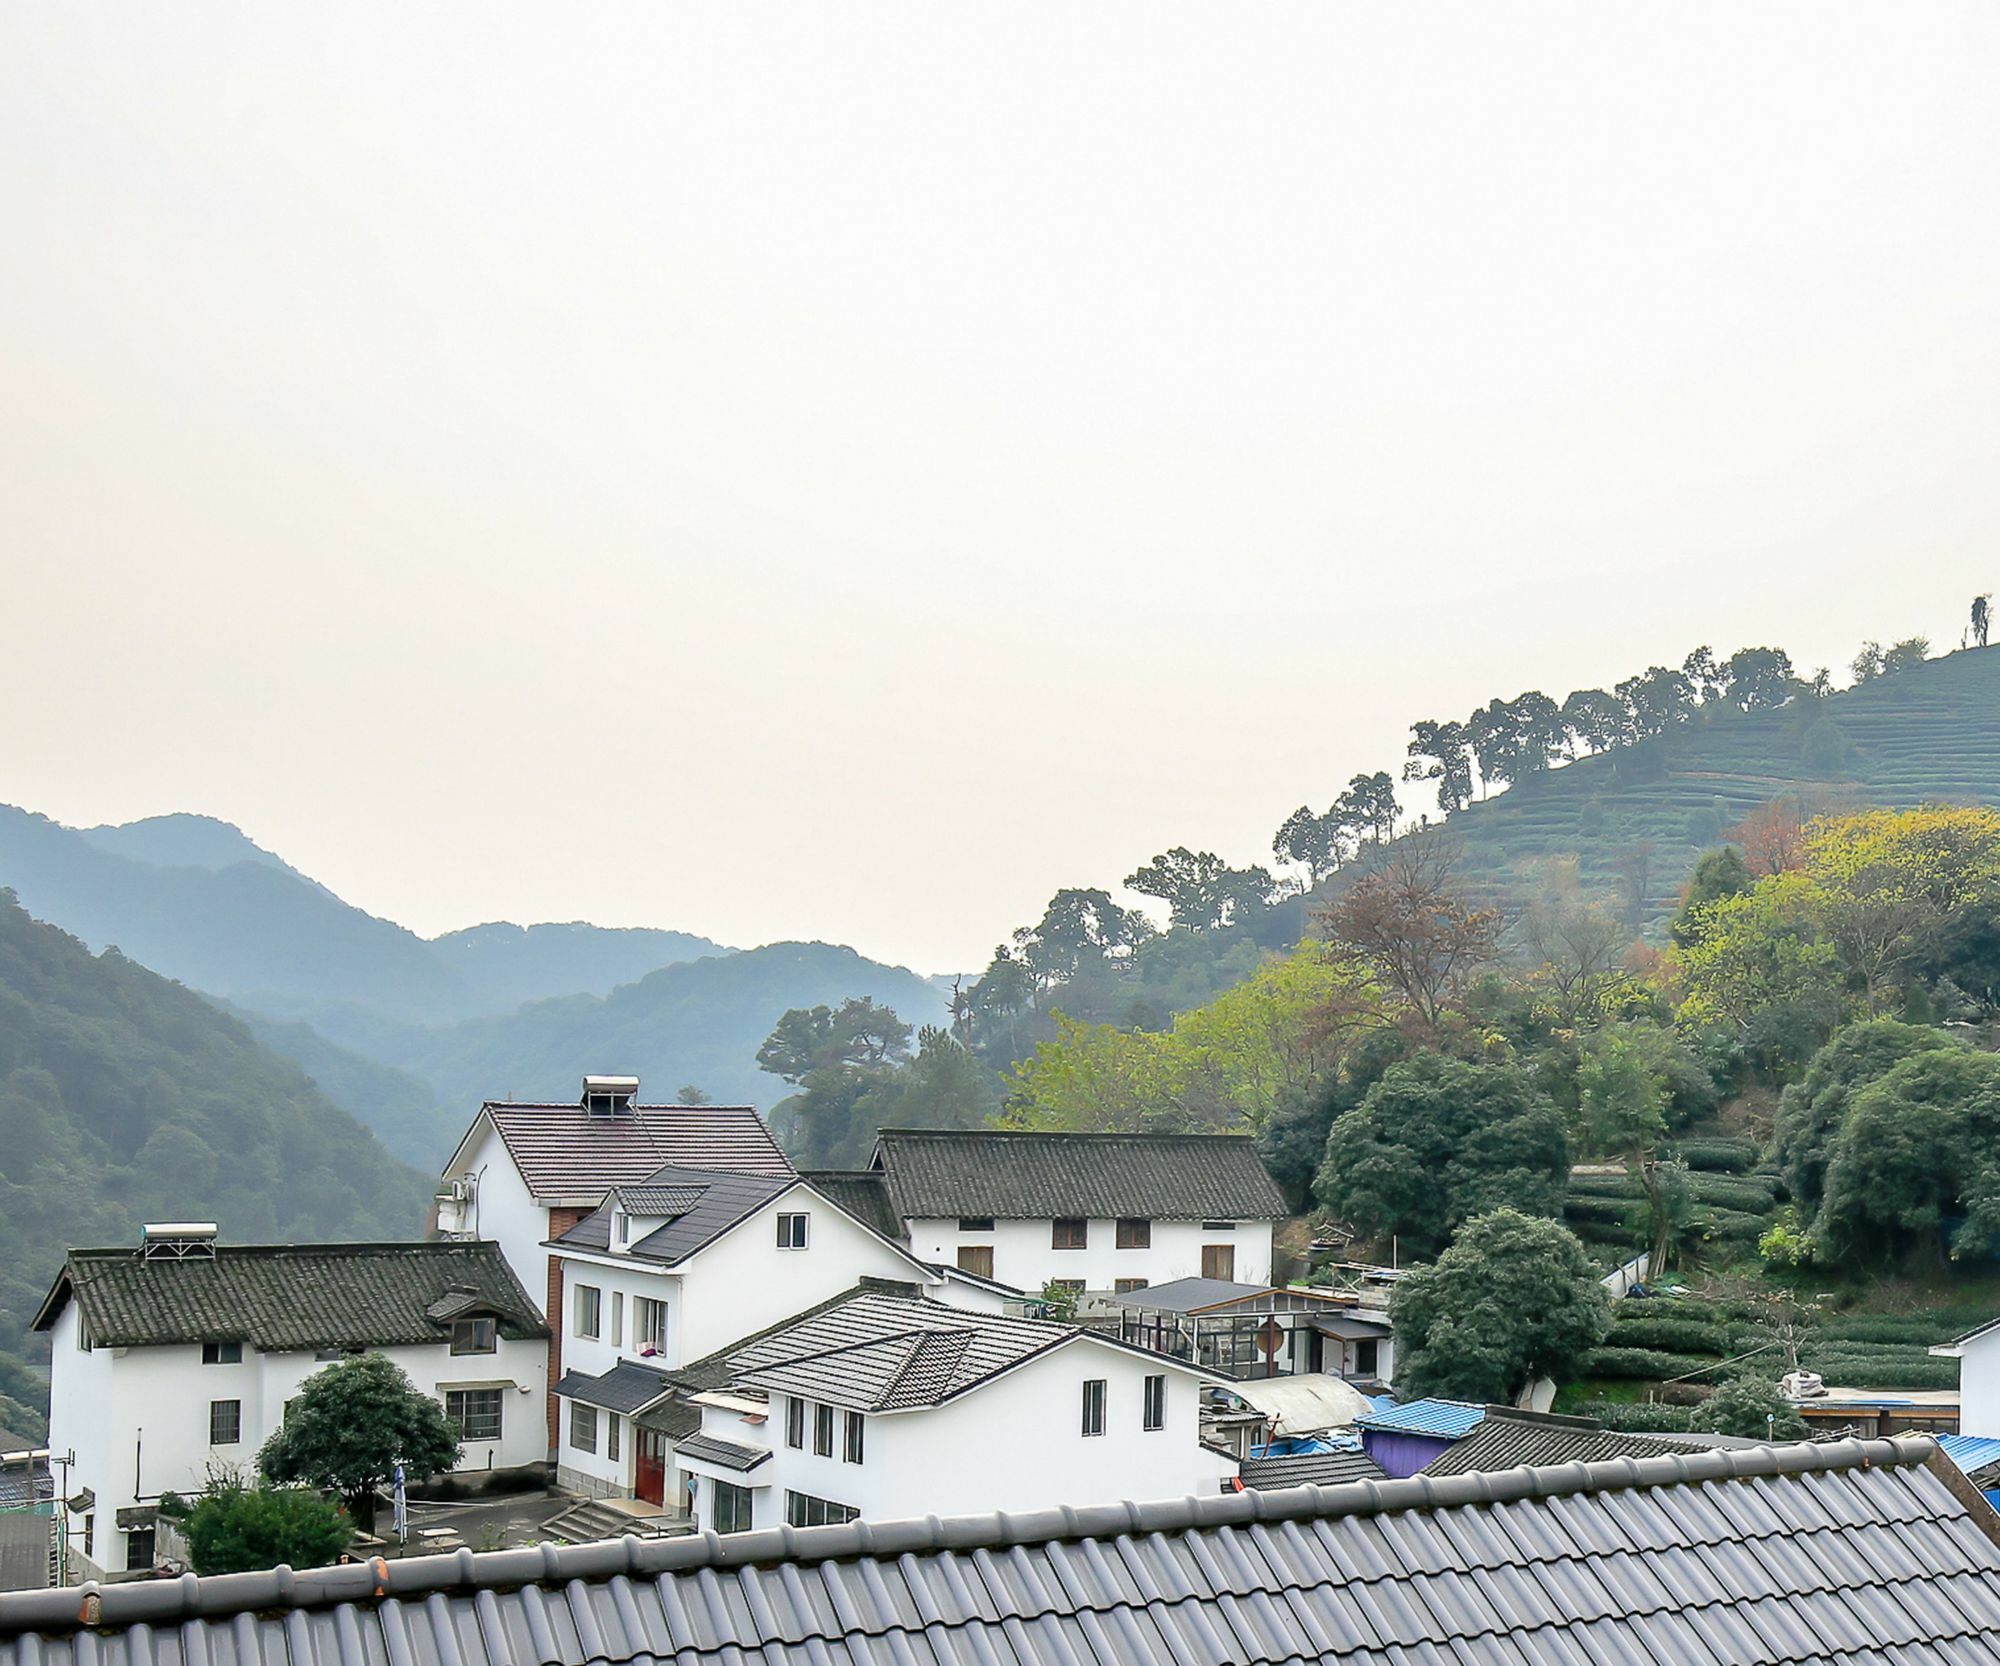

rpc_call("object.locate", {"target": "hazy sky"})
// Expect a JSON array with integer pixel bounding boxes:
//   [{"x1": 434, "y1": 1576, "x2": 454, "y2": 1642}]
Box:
[{"x1": 5, "y1": 5, "x2": 1999, "y2": 974}]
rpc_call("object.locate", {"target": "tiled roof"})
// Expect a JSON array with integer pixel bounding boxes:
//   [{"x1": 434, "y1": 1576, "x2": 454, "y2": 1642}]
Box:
[
  {"x1": 632, "y1": 1399, "x2": 702, "y2": 1439},
  {"x1": 33, "y1": 1243, "x2": 546, "y2": 1351},
  {"x1": 726, "y1": 1288, "x2": 1076, "y2": 1413},
  {"x1": 798, "y1": 1170, "x2": 904, "y2": 1240},
  {"x1": 6, "y1": 1439, "x2": 2000, "y2": 1664},
  {"x1": 553, "y1": 1167, "x2": 796, "y2": 1265},
  {"x1": 550, "y1": 1361, "x2": 676, "y2": 1416},
  {"x1": 613, "y1": 1184, "x2": 709, "y2": 1216},
  {"x1": 479, "y1": 1102, "x2": 790, "y2": 1201},
  {"x1": 872, "y1": 1130, "x2": 1288, "y2": 1222},
  {"x1": 1420, "y1": 1408, "x2": 1726, "y2": 1476},
  {"x1": 1238, "y1": 1449, "x2": 1386, "y2": 1489},
  {"x1": 1354, "y1": 1397, "x2": 1487, "y2": 1439},
  {"x1": 674, "y1": 1434, "x2": 770, "y2": 1472}
]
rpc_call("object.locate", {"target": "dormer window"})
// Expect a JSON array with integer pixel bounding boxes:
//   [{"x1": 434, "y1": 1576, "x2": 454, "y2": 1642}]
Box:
[
  {"x1": 615, "y1": 1212, "x2": 631, "y2": 1247},
  {"x1": 581, "y1": 1075, "x2": 639, "y2": 1116},
  {"x1": 451, "y1": 1317, "x2": 497, "y2": 1355}
]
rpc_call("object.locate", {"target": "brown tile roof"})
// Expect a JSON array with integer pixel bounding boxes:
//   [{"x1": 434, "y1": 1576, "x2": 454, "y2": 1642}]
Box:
[{"x1": 482, "y1": 1102, "x2": 791, "y2": 1201}]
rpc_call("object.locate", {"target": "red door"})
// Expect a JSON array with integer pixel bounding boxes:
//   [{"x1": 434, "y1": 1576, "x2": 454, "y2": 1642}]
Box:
[{"x1": 635, "y1": 1430, "x2": 666, "y2": 1505}]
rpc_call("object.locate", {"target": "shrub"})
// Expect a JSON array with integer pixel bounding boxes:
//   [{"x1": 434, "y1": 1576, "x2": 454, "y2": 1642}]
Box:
[
  {"x1": 179, "y1": 1483, "x2": 351, "y2": 1576},
  {"x1": 1567, "y1": 1173, "x2": 1644, "y2": 1200},
  {"x1": 1579, "y1": 1347, "x2": 1724, "y2": 1381},
  {"x1": 1670, "y1": 1138, "x2": 1759, "y2": 1174},
  {"x1": 1758, "y1": 1208, "x2": 1815, "y2": 1268},
  {"x1": 1701, "y1": 1378, "x2": 1810, "y2": 1440},
  {"x1": 1606, "y1": 1317, "x2": 1735, "y2": 1354},
  {"x1": 1563, "y1": 1196, "x2": 1640, "y2": 1227},
  {"x1": 1568, "y1": 1399, "x2": 1698, "y2": 1433},
  {"x1": 1685, "y1": 1173, "x2": 1778, "y2": 1212},
  {"x1": 1613, "y1": 1295, "x2": 1721, "y2": 1323}
]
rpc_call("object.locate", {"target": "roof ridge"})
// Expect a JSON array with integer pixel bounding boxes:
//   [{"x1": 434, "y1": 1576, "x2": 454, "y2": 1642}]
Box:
[
  {"x1": 66, "y1": 1239, "x2": 502, "y2": 1259},
  {"x1": 0, "y1": 1437, "x2": 1940, "y2": 1634}
]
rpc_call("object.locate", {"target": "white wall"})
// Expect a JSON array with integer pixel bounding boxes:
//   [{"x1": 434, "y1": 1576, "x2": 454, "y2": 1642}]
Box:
[
  {"x1": 1960, "y1": 1333, "x2": 2000, "y2": 1439},
  {"x1": 903, "y1": 1217, "x2": 1274, "y2": 1294},
  {"x1": 47, "y1": 1296, "x2": 545, "y2": 1580},
  {"x1": 438, "y1": 1121, "x2": 553, "y2": 1304},
  {"x1": 684, "y1": 1339, "x2": 1230, "y2": 1534}
]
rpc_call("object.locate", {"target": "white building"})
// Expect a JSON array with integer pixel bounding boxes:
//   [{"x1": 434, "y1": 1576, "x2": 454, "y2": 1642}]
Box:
[
  {"x1": 819, "y1": 1130, "x2": 1288, "y2": 1296},
  {"x1": 433, "y1": 1075, "x2": 794, "y2": 1456},
  {"x1": 32, "y1": 1226, "x2": 548, "y2": 1582},
  {"x1": 1932, "y1": 1320, "x2": 2000, "y2": 1436},
  {"x1": 674, "y1": 1284, "x2": 1235, "y2": 1533},
  {"x1": 545, "y1": 1167, "x2": 951, "y2": 1500}
]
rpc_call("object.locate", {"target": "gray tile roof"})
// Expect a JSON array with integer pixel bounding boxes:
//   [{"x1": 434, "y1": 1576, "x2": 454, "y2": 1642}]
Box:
[
  {"x1": 1420, "y1": 1406, "x2": 1730, "y2": 1477},
  {"x1": 798, "y1": 1169, "x2": 904, "y2": 1240},
  {"x1": 550, "y1": 1360, "x2": 676, "y2": 1416},
  {"x1": 1238, "y1": 1448, "x2": 1387, "y2": 1489},
  {"x1": 479, "y1": 1101, "x2": 790, "y2": 1202},
  {"x1": 32, "y1": 1242, "x2": 546, "y2": 1351},
  {"x1": 5, "y1": 1438, "x2": 1998, "y2": 1664},
  {"x1": 726, "y1": 1288, "x2": 1076, "y2": 1412},
  {"x1": 673, "y1": 1434, "x2": 770, "y2": 1472},
  {"x1": 874, "y1": 1129, "x2": 1288, "y2": 1221},
  {"x1": 1111, "y1": 1275, "x2": 1271, "y2": 1312},
  {"x1": 552, "y1": 1166, "x2": 796, "y2": 1266}
]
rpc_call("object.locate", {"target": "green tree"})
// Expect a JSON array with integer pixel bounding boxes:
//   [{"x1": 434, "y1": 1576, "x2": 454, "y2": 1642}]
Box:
[
  {"x1": 1403, "y1": 720, "x2": 1474, "y2": 814},
  {"x1": 258, "y1": 1355, "x2": 460, "y2": 1530},
  {"x1": 1559, "y1": 689, "x2": 1627, "y2": 755},
  {"x1": 1388, "y1": 1209, "x2": 1611, "y2": 1401},
  {"x1": 1770, "y1": 1019, "x2": 1957, "y2": 1211},
  {"x1": 1574, "y1": 1031, "x2": 1681, "y2": 1267},
  {"x1": 1333, "y1": 771, "x2": 1400, "y2": 845},
  {"x1": 1882, "y1": 636, "x2": 1931, "y2": 675},
  {"x1": 755, "y1": 998, "x2": 914, "y2": 1083},
  {"x1": 1719, "y1": 646, "x2": 1794, "y2": 711},
  {"x1": 1973, "y1": 594, "x2": 1990, "y2": 650},
  {"x1": 1273, "y1": 806, "x2": 1347, "y2": 885},
  {"x1": 1701, "y1": 1378, "x2": 1809, "y2": 1441},
  {"x1": 1817, "y1": 1047, "x2": 2000, "y2": 1267},
  {"x1": 1669, "y1": 846, "x2": 1753, "y2": 947},
  {"x1": 1315, "y1": 1053, "x2": 1569, "y2": 1258},
  {"x1": 173, "y1": 1481, "x2": 352, "y2": 1575}
]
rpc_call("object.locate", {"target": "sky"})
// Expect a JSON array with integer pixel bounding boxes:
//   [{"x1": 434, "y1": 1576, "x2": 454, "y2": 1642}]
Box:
[{"x1": 4, "y1": 4, "x2": 1999, "y2": 975}]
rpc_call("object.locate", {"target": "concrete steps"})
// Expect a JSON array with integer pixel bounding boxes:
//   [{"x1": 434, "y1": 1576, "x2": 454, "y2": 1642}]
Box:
[{"x1": 542, "y1": 1497, "x2": 691, "y2": 1545}]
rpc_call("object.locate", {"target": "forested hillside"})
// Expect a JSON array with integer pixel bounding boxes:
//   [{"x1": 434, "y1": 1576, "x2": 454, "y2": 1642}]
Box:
[
  {"x1": 295, "y1": 941, "x2": 950, "y2": 1117},
  {"x1": 0, "y1": 893, "x2": 433, "y2": 1437},
  {"x1": 1414, "y1": 643, "x2": 2000, "y2": 927}
]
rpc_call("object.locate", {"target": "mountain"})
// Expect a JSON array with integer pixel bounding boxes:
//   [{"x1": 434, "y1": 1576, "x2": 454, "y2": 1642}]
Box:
[
  {"x1": 1442, "y1": 645, "x2": 2000, "y2": 926},
  {"x1": 429, "y1": 920, "x2": 731, "y2": 1009},
  {"x1": 0, "y1": 893, "x2": 433, "y2": 1436},
  {"x1": 0, "y1": 806, "x2": 477, "y2": 1019},
  {"x1": 294, "y1": 941, "x2": 952, "y2": 1115},
  {"x1": 77, "y1": 812, "x2": 311, "y2": 883}
]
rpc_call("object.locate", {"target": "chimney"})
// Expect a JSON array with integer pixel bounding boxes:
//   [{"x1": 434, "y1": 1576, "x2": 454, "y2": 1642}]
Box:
[{"x1": 581, "y1": 1074, "x2": 640, "y2": 1118}]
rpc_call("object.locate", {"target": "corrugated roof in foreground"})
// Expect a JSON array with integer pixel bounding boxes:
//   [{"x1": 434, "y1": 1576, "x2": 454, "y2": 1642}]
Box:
[{"x1": 6, "y1": 1438, "x2": 2000, "y2": 1665}]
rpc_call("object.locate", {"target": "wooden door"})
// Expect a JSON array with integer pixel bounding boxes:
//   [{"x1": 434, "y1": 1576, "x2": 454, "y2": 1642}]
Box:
[
  {"x1": 956, "y1": 1245, "x2": 995, "y2": 1279},
  {"x1": 635, "y1": 1429, "x2": 667, "y2": 1505},
  {"x1": 1201, "y1": 1243, "x2": 1235, "y2": 1281}
]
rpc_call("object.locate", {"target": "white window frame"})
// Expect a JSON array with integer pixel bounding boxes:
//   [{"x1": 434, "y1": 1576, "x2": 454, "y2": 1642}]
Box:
[
  {"x1": 574, "y1": 1285, "x2": 603, "y2": 1340},
  {"x1": 1143, "y1": 1373, "x2": 1166, "y2": 1432},
  {"x1": 776, "y1": 1213, "x2": 809, "y2": 1250},
  {"x1": 633, "y1": 1295, "x2": 668, "y2": 1356},
  {"x1": 572, "y1": 1402, "x2": 599, "y2": 1454},
  {"x1": 1080, "y1": 1379, "x2": 1106, "y2": 1438}
]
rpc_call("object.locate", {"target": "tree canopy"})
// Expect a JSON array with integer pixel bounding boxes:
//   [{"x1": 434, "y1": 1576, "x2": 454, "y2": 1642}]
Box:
[
  {"x1": 171, "y1": 1481, "x2": 352, "y2": 1576},
  {"x1": 258, "y1": 1355, "x2": 460, "y2": 1526},
  {"x1": 1388, "y1": 1209, "x2": 1611, "y2": 1402}
]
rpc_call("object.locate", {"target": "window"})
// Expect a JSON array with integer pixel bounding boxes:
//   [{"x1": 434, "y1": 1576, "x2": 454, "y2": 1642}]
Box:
[
  {"x1": 1116, "y1": 1218, "x2": 1151, "y2": 1249},
  {"x1": 451, "y1": 1317, "x2": 497, "y2": 1355},
  {"x1": 610, "y1": 1291, "x2": 624, "y2": 1347},
  {"x1": 607, "y1": 1411, "x2": 622, "y2": 1463},
  {"x1": 1052, "y1": 1218, "x2": 1088, "y2": 1250},
  {"x1": 201, "y1": 1341, "x2": 242, "y2": 1366},
  {"x1": 633, "y1": 1296, "x2": 668, "y2": 1355},
  {"x1": 82, "y1": 1515, "x2": 93, "y2": 1559},
  {"x1": 572, "y1": 1403, "x2": 599, "y2": 1454},
  {"x1": 843, "y1": 1410, "x2": 864, "y2": 1464},
  {"x1": 1355, "y1": 1339, "x2": 1379, "y2": 1376},
  {"x1": 1114, "y1": 1278, "x2": 1149, "y2": 1294},
  {"x1": 786, "y1": 1396, "x2": 806, "y2": 1449},
  {"x1": 446, "y1": 1388, "x2": 504, "y2": 1442},
  {"x1": 956, "y1": 1245, "x2": 995, "y2": 1279},
  {"x1": 1081, "y1": 1379, "x2": 1106, "y2": 1437},
  {"x1": 1201, "y1": 1243, "x2": 1236, "y2": 1281},
  {"x1": 76, "y1": 1316, "x2": 91, "y2": 1353},
  {"x1": 813, "y1": 1402, "x2": 834, "y2": 1457},
  {"x1": 776, "y1": 1213, "x2": 809, "y2": 1250},
  {"x1": 209, "y1": 1399, "x2": 242, "y2": 1446},
  {"x1": 1143, "y1": 1374, "x2": 1166, "y2": 1432},
  {"x1": 615, "y1": 1213, "x2": 631, "y2": 1247},
  {"x1": 1201, "y1": 1221, "x2": 1237, "y2": 1232},
  {"x1": 957, "y1": 1217, "x2": 995, "y2": 1232},
  {"x1": 124, "y1": 1527, "x2": 156, "y2": 1573},
  {"x1": 574, "y1": 1285, "x2": 603, "y2": 1340},
  {"x1": 711, "y1": 1479, "x2": 754, "y2": 1534},
  {"x1": 785, "y1": 1491, "x2": 859, "y2": 1528}
]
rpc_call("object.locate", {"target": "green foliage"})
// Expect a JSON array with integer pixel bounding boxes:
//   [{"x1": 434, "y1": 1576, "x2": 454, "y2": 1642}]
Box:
[
  {"x1": 1671, "y1": 847, "x2": 1753, "y2": 946},
  {"x1": 1816, "y1": 1047, "x2": 2000, "y2": 1266},
  {"x1": 1670, "y1": 1137, "x2": 1758, "y2": 1173},
  {"x1": 259, "y1": 1355, "x2": 460, "y2": 1520},
  {"x1": 1703, "y1": 1378, "x2": 1810, "y2": 1439},
  {"x1": 1578, "y1": 1347, "x2": 1722, "y2": 1381},
  {"x1": 1568, "y1": 1399, "x2": 1702, "y2": 1432},
  {"x1": 1758, "y1": 1208, "x2": 1815, "y2": 1268},
  {"x1": 1389, "y1": 1209, "x2": 1611, "y2": 1401},
  {"x1": 771, "y1": 1022, "x2": 992, "y2": 1171},
  {"x1": 0, "y1": 894, "x2": 429, "y2": 1426},
  {"x1": 1606, "y1": 1316, "x2": 1736, "y2": 1354},
  {"x1": 179, "y1": 1482, "x2": 352, "y2": 1576},
  {"x1": 1036, "y1": 1280, "x2": 1080, "y2": 1320},
  {"x1": 1316, "y1": 1053, "x2": 1569, "y2": 1258}
]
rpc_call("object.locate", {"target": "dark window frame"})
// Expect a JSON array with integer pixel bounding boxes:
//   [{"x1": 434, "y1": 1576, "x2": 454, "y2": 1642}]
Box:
[
  {"x1": 843, "y1": 1410, "x2": 864, "y2": 1464},
  {"x1": 957, "y1": 1217, "x2": 995, "y2": 1232},
  {"x1": 786, "y1": 1395, "x2": 806, "y2": 1449},
  {"x1": 1115, "y1": 1218, "x2": 1151, "y2": 1249},
  {"x1": 208, "y1": 1399, "x2": 242, "y2": 1446},
  {"x1": 200, "y1": 1341, "x2": 243, "y2": 1366},
  {"x1": 785, "y1": 1491, "x2": 860, "y2": 1528},
  {"x1": 1052, "y1": 1218, "x2": 1088, "y2": 1251},
  {"x1": 813, "y1": 1402, "x2": 835, "y2": 1457},
  {"x1": 711, "y1": 1479, "x2": 754, "y2": 1534},
  {"x1": 447, "y1": 1387, "x2": 504, "y2": 1442},
  {"x1": 1143, "y1": 1373, "x2": 1166, "y2": 1431},
  {"x1": 776, "y1": 1212, "x2": 810, "y2": 1250},
  {"x1": 1081, "y1": 1378, "x2": 1106, "y2": 1437},
  {"x1": 451, "y1": 1317, "x2": 498, "y2": 1355}
]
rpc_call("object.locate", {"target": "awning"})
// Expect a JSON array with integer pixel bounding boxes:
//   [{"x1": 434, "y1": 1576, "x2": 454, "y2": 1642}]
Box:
[
  {"x1": 552, "y1": 1360, "x2": 676, "y2": 1415},
  {"x1": 1311, "y1": 1314, "x2": 1392, "y2": 1341},
  {"x1": 1224, "y1": 1373, "x2": 1373, "y2": 1435}
]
